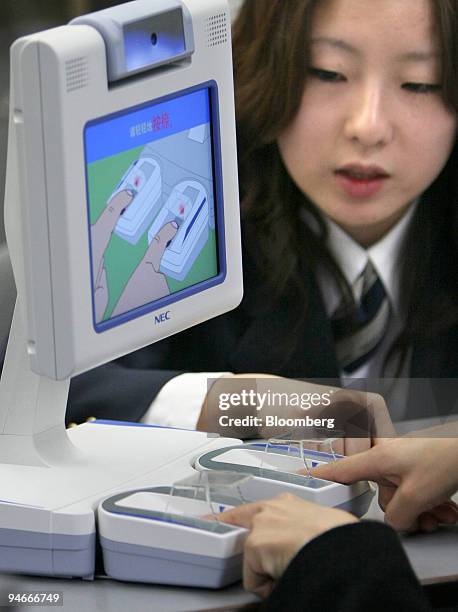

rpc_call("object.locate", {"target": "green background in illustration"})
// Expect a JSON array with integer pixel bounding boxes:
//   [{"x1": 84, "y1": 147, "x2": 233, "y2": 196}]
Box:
[{"x1": 87, "y1": 144, "x2": 218, "y2": 321}]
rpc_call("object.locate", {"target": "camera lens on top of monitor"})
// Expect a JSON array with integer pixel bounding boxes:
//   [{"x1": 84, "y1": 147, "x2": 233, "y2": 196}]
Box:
[{"x1": 151, "y1": 33, "x2": 158, "y2": 46}]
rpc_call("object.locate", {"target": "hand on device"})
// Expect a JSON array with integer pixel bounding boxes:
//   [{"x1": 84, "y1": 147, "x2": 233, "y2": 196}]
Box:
[
  {"x1": 258, "y1": 386, "x2": 396, "y2": 455},
  {"x1": 111, "y1": 221, "x2": 178, "y2": 318},
  {"x1": 311, "y1": 430, "x2": 458, "y2": 531},
  {"x1": 215, "y1": 494, "x2": 357, "y2": 599},
  {"x1": 91, "y1": 190, "x2": 134, "y2": 320},
  {"x1": 198, "y1": 375, "x2": 395, "y2": 455}
]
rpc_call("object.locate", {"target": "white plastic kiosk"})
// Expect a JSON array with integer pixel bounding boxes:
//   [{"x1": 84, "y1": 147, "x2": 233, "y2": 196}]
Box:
[
  {"x1": 0, "y1": 0, "x2": 244, "y2": 581},
  {"x1": 0, "y1": 0, "x2": 373, "y2": 587}
]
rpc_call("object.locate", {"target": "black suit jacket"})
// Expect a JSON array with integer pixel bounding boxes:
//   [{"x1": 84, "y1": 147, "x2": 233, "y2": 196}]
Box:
[
  {"x1": 261, "y1": 521, "x2": 431, "y2": 612},
  {"x1": 65, "y1": 215, "x2": 458, "y2": 426}
]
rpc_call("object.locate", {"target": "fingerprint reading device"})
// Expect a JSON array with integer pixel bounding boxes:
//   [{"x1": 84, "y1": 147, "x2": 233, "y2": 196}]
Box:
[
  {"x1": 195, "y1": 443, "x2": 375, "y2": 517},
  {"x1": 97, "y1": 446, "x2": 374, "y2": 589},
  {"x1": 98, "y1": 473, "x2": 249, "y2": 588},
  {"x1": 0, "y1": 0, "x2": 242, "y2": 580},
  {"x1": 147, "y1": 179, "x2": 210, "y2": 280},
  {"x1": 110, "y1": 156, "x2": 162, "y2": 245}
]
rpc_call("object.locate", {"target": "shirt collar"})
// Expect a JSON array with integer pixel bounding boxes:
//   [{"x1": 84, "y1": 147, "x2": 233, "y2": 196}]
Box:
[{"x1": 324, "y1": 202, "x2": 418, "y2": 314}]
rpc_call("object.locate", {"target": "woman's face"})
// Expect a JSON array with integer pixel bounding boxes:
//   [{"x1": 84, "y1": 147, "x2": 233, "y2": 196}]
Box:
[{"x1": 277, "y1": 0, "x2": 456, "y2": 246}]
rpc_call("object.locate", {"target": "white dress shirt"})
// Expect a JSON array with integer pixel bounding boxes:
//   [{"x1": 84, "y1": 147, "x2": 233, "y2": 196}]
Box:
[
  {"x1": 141, "y1": 371, "x2": 231, "y2": 429},
  {"x1": 142, "y1": 204, "x2": 418, "y2": 427}
]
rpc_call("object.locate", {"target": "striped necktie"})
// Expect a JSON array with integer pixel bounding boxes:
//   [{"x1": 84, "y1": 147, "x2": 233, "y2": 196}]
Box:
[{"x1": 331, "y1": 260, "x2": 390, "y2": 373}]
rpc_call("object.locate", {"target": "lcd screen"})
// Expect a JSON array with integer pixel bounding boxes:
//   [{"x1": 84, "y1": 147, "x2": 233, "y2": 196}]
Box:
[{"x1": 84, "y1": 86, "x2": 223, "y2": 331}]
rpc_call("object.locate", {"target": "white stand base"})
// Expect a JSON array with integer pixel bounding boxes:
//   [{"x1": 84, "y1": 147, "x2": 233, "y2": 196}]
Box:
[{"x1": 0, "y1": 421, "x2": 240, "y2": 578}]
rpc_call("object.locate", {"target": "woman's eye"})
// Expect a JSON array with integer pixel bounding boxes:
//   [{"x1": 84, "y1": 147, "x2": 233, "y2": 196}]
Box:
[
  {"x1": 402, "y1": 82, "x2": 441, "y2": 94},
  {"x1": 308, "y1": 68, "x2": 346, "y2": 83}
]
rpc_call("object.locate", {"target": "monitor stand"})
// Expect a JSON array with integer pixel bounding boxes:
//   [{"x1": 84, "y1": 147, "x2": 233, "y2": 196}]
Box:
[{"x1": 0, "y1": 300, "x2": 239, "y2": 578}]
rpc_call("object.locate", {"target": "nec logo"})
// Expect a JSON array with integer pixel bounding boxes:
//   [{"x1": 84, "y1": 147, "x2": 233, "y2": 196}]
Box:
[{"x1": 155, "y1": 311, "x2": 171, "y2": 324}]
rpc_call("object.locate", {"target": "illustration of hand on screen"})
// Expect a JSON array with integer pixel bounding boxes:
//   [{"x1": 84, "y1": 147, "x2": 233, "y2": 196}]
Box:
[
  {"x1": 111, "y1": 221, "x2": 179, "y2": 318},
  {"x1": 91, "y1": 189, "x2": 134, "y2": 322}
]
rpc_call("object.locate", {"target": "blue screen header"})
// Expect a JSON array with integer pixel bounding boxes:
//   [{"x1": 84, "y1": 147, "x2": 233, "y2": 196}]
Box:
[{"x1": 85, "y1": 88, "x2": 210, "y2": 164}]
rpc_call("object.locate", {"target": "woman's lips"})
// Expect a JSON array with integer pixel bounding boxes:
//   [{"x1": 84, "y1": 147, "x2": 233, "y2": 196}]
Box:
[{"x1": 334, "y1": 165, "x2": 390, "y2": 199}]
